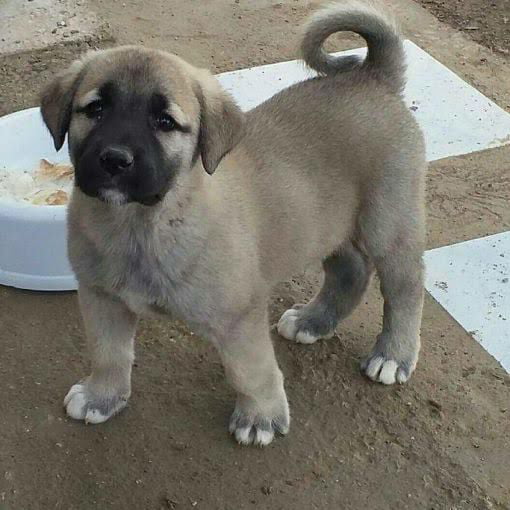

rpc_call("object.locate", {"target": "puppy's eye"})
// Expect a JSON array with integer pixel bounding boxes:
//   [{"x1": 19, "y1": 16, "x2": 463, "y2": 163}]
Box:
[
  {"x1": 156, "y1": 112, "x2": 176, "y2": 132},
  {"x1": 84, "y1": 100, "x2": 104, "y2": 120}
]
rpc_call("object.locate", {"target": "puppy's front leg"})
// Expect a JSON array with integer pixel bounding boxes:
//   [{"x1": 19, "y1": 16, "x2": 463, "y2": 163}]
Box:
[
  {"x1": 216, "y1": 307, "x2": 289, "y2": 446},
  {"x1": 64, "y1": 285, "x2": 138, "y2": 424}
]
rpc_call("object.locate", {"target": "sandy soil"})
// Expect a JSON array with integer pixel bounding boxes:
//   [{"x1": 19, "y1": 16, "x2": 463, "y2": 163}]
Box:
[{"x1": 0, "y1": 1, "x2": 509, "y2": 509}]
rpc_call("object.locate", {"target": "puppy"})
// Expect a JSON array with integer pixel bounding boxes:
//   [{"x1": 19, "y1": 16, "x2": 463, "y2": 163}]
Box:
[{"x1": 41, "y1": 0, "x2": 426, "y2": 446}]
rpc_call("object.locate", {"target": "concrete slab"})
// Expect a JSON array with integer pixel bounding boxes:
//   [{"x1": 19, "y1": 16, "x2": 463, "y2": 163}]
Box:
[
  {"x1": 425, "y1": 232, "x2": 510, "y2": 373},
  {"x1": 217, "y1": 41, "x2": 510, "y2": 161},
  {"x1": 1, "y1": 0, "x2": 104, "y2": 55}
]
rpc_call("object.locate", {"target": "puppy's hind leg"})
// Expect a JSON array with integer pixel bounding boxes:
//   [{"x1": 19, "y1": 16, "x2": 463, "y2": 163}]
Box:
[
  {"x1": 278, "y1": 241, "x2": 373, "y2": 344},
  {"x1": 216, "y1": 306, "x2": 289, "y2": 446},
  {"x1": 360, "y1": 187, "x2": 425, "y2": 385},
  {"x1": 64, "y1": 285, "x2": 138, "y2": 423}
]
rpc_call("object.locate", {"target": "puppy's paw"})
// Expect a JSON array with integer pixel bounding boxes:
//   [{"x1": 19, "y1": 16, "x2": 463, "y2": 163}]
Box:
[
  {"x1": 361, "y1": 351, "x2": 416, "y2": 385},
  {"x1": 229, "y1": 395, "x2": 290, "y2": 446},
  {"x1": 64, "y1": 382, "x2": 129, "y2": 424},
  {"x1": 277, "y1": 306, "x2": 335, "y2": 345}
]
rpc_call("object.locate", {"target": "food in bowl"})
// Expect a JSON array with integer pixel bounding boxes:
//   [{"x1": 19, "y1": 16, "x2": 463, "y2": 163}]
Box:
[{"x1": 0, "y1": 158, "x2": 73, "y2": 206}]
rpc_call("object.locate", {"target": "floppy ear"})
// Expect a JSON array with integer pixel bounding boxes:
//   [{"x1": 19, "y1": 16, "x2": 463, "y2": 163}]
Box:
[
  {"x1": 195, "y1": 73, "x2": 245, "y2": 175},
  {"x1": 40, "y1": 59, "x2": 84, "y2": 151}
]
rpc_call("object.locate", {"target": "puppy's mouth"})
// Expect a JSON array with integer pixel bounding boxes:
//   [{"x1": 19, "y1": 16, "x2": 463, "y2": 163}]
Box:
[
  {"x1": 97, "y1": 188, "x2": 163, "y2": 207},
  {"x1": 74, "y1": 161, "x2": 167, "y2": 207},
  {"x1": 98, "y1": 188, "x2": 129, "y2": 206}
]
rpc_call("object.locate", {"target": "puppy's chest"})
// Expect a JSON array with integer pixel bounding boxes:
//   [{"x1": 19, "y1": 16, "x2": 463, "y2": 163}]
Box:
[
  {"x1": 98, "y1": 238, "x2": 176, "y2": 317},
  {"x1": 80, "y1": 218, "x2": 208, "y2": 321}
]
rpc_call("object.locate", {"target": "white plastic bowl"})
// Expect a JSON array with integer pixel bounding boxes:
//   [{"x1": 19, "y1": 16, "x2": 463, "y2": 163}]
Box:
[{"x1": 0, "y1": 107, "x2": 78, "y2": 291}]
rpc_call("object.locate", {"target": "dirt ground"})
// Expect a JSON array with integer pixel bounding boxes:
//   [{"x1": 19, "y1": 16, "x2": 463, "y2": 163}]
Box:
[
  {"x1": 417, "y1": 0, "x2": 510, "y2": 55},
  {"x1": 1, "y1": 1, "x2": 510, "y2": 509}
]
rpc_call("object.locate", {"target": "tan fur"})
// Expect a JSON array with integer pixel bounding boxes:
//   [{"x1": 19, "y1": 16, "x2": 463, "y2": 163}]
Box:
[{"x1": 41, "y1": 1, "x2": 426, "y2": 445}]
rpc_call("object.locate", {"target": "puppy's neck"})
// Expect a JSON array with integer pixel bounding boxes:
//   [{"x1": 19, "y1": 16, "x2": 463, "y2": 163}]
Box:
[{"x1": 158, "y1": 160, "x2": 209, "y2": 223}]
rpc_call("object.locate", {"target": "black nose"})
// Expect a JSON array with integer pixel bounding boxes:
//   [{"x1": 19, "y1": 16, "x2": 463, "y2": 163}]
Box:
[{"x1": 100, "y1": 146, "x2": 134, "y2": 176}]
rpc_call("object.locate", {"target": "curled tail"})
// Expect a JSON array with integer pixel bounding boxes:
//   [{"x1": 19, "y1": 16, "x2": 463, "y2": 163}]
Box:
[{"x1": 301, "y1": 1, "x2": 406, "y2": 94}]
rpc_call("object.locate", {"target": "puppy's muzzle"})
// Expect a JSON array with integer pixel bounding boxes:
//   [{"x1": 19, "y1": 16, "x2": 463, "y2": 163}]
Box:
[{"x1": 99, "y1": 146, "x2": 134, "y2": 177}]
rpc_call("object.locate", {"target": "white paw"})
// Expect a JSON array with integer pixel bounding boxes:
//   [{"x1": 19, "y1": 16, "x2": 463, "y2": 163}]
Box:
[
  {"x1": 229, "y1": 393, "x2": 290, "y2": 447},
  {"x1": 64, "y1": 384, "x2": 88, "y2": 420},
  {"x1": 277, "y1": 309, "x2": 323, "y2": 344},
  {"x1": 231, "y1": 423, "x2": 275, "y2": 446},
  {"x1": 63, "y1": 383, "x2": 128, "y2": 424},
  {"x1": 361, "y1": 355, "x2": 413, "y2": 385}
]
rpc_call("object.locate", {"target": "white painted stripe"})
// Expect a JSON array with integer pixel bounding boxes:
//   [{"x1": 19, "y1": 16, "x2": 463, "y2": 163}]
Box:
[
  {"x1": 217, "y1": 41, "x2": 510, "y2": 161},
  {"x1": 425, "y1": 232, "x2": 510, "y2": 373}
]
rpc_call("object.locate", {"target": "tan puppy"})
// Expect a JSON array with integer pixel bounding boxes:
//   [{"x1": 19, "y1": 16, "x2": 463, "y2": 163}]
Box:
[{"x1": 41, "y1": 1, "x2": 426, "y2": 446}]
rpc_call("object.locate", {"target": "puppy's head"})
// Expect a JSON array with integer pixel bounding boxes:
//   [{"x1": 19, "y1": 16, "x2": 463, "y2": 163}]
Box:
[{"x1": 40, "y1": 46, "x2": 244, "y2": 206}]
